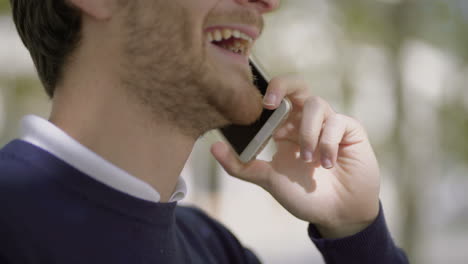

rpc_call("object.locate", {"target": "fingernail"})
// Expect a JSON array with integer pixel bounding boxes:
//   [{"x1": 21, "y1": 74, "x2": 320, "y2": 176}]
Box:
[
  {"x1": 263, "y1": 93, "x2": 277, "y2": 106},
  {"x1": 302, "y1": 151, "x2": 313, "y2": 163},
  {"x1": 323, "y1": 158, "x2": 333, "y2": 169}
]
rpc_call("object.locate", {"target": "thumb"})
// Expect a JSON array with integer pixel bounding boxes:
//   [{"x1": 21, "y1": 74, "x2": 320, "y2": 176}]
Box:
[{"x1": 210, "y1": 141, "x2": 272, "y2": 187}]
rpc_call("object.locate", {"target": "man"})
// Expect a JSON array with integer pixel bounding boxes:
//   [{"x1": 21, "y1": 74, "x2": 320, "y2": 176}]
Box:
[{"x1": 0, "y1": 0, "x2": 408, "y2": 263}]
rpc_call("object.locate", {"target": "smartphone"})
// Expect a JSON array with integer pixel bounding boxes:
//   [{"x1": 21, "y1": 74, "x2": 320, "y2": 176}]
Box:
[{"x1": 218, "y1": 57, "x2": 292, "y2": 163}]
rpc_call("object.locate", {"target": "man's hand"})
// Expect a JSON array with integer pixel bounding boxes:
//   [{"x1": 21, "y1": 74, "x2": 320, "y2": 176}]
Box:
[{"x1": 211, "y1": 76, "x2": 380, "y2": 239}]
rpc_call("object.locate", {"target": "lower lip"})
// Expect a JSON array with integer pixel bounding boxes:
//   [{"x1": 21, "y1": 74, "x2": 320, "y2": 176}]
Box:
[{"x1": 210, "y1": 43, "x2": 249, "y2": 65}]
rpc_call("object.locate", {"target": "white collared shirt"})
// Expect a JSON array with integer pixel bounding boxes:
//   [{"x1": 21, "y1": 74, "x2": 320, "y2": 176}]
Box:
[{"x1": 20, "y1": 115, "x2": 187, "y2": 203}]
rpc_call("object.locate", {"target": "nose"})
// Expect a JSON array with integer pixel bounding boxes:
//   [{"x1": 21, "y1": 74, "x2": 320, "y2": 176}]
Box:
[{"x1": 234, "y1": 0, "x2": 280, "y2": 14}]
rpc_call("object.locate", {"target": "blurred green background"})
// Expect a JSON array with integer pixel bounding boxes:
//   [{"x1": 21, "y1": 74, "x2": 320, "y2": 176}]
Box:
[{"x1": 1, "y1": 0, "x2": 467, "y2": 263}]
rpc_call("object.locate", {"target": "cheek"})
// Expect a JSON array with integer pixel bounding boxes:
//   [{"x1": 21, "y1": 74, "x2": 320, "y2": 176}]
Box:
[
  {"x1": 190, "y1": 0, "x2": 225, "y2": 43},
  {"x1": 178, "y1": 12, "x2": 208, "y2": 53},
  {"x1": 183, "y1": 0, "x2": 220, "y2": 15}
]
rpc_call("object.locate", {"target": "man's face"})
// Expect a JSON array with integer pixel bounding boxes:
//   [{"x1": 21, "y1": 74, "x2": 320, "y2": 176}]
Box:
[{"x1": 119, "y1": 0, "x2": 279, "y2": 137}]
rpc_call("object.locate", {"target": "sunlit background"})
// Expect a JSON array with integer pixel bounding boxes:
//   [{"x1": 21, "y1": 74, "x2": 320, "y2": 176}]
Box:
[{"x1": 1, "y1": 0, "x2": 468, "y2": 263}]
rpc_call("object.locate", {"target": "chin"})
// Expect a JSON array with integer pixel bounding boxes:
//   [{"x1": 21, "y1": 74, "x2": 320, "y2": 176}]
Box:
[
  {"x1": 203, "y1": 57, "x2": 264, "y2": 127},
  {"x1": 218, "y1": 82, "x2": 264, "y2": 126},
  {"x1": 230, "y1": 99, "x2": 263, "y2": 125}
]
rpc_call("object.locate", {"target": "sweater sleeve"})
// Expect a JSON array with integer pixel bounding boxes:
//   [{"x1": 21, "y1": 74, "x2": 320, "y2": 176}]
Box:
[{"x1": 308, "y1": 203, "x2": 409, "y2": 264}]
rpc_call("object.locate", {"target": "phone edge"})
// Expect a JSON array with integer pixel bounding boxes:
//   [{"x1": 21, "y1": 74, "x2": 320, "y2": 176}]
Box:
[{"x1": 239, "y1": 98, "x2": 292, "y2": 163}]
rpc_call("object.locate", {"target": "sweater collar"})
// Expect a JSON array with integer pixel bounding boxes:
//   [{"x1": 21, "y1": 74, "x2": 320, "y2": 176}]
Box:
[{"x1": 19, "y1": 115, "x2": 187, "y2": 203}]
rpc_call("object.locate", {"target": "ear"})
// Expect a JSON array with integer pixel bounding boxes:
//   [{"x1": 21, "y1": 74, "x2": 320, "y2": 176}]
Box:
[{"x1": 68, "y1": 0, "x2": 114, "y2": 20}]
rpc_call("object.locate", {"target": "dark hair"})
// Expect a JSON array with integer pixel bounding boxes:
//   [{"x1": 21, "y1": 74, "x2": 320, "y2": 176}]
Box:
[{"x1": 10, "y1": 0, "x2": 82, "y2": 98}]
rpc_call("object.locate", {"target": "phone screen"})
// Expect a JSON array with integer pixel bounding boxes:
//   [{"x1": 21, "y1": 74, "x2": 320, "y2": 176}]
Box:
[{"x1": 219, "y1": 62, "x2": 275, "y2": 155}]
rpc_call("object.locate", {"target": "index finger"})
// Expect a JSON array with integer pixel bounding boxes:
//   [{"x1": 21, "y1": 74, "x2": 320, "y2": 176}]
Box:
[{"x1": 262, "y1": 75, "x2": 310, "y2": 110}]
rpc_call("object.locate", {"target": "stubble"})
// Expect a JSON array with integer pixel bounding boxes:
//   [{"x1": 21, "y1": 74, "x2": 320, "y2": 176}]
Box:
[{"x1": 120, "y1": 1, "x2": 263, "y2": 139}]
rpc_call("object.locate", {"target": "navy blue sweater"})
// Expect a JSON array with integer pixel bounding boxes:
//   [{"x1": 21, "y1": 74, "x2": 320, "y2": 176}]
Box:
[{"x1": 0, "y1": 140, "x2": 408, "y2": 263}]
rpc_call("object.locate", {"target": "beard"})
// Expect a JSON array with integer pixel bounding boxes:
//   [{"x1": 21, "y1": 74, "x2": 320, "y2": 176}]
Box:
[{"x1": 119, "y1": 1, "x2": 263, "y2": 139}]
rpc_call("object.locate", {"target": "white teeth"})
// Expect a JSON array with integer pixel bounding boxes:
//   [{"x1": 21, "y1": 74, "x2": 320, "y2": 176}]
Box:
[
  {"x1": 222, "y1": 28, "x2": 232, "y2": 40},
  {"x1": 213, "y1": 30, "x2": 222, "y2": 41},
  {"x1": 240, "y1": 33, "x2": 253, "y2": 43},
  {"x1": 233, "y1": 30, "x2": 241, "y2": 38},
  {"x1": 207, "y1": 32, "x2": 213, "y2": 42},
  {"x1": 207, "y1": 28, "x2": 254, "y2": 56},
  {"x1": 207, "y1": 28, "x2": 254, "y2": 43}
]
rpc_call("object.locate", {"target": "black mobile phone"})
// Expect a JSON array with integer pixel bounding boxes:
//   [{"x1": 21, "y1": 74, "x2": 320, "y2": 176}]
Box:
[{"x1": 218, "y1": 58, "x2": 291, "y2": 163}]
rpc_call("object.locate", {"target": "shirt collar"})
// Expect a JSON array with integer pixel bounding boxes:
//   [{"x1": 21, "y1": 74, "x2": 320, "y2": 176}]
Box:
[{"x1": 19, "y1": 115, "x2": 187, "y2": 203}]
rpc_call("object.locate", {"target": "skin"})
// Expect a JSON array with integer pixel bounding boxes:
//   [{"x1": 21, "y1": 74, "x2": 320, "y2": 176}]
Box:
[{"x1": 51, "y1": 0, "x2": 379, "y2": 239}]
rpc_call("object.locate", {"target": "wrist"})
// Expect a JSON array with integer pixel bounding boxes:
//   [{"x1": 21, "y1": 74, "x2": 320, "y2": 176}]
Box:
[
  {"x1": 315, "y1": 203, "x2": 380, "y2": 239},
  {"x1": 316, "y1": 219, "x2": 375, "y2": 239}
]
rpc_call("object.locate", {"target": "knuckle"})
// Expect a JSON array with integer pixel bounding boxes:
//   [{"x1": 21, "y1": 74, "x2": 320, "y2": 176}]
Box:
[
  {"x1": 320, "y1": 134, "x2": 339, "y2": 146},
  {"x1": 319, "y1": 141, "x2": 336, "y2": 153},
  {"x1": 319, "y1": 140, "x2": 335, "y2": 148},
  {"x1": 300, "y1": 131, "x2": 318, "y2": 148},
  {"x1": 300, "y1": 126, "x2": 316, "y2": 138},
  {"x1": 269, "y1": 76, "x2": 288, "y2": 90},
  {"x1": 343, "y1": 114, "x2": 361, "y2": 125},
  {"x1": 325, "y1": 114, "x2": 345, "y2": 130},
  {"x1": 345, "y1": 115, "x2": 367, "y2": 132},
  {"x1": 306, "y1": 96, "x2": 327, "y2": 109},
  {"x1": 331, "y1": 113, "x2": 345, "y2": 123},
  {"x1": 295, "y1": 76, "x2": 309, "y2": 88}
]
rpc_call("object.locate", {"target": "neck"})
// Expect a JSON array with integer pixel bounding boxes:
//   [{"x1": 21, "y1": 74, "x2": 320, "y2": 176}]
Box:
[{"x1": 50, "y1": 78, "x2": 196, "y2": 202}]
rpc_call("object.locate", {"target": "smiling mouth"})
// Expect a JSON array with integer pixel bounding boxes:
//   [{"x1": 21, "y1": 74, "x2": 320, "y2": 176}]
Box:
[{"x1": 206, "y1": 28, "x2": 254, "y2": 57}]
